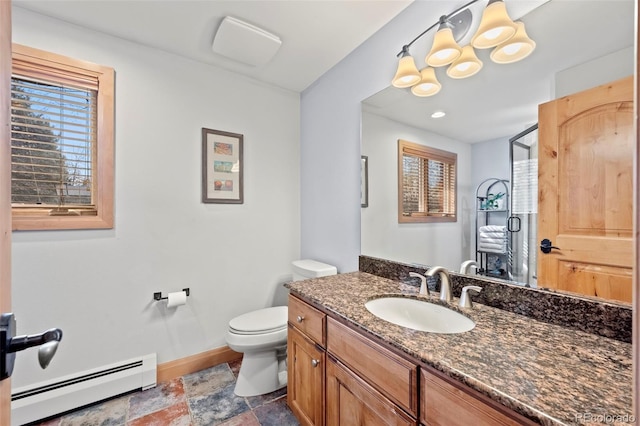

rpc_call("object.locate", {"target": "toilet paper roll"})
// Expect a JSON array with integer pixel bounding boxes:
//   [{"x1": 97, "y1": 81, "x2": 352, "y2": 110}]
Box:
[{"x1": 166, "y1": 291, "x2": 187, "y2": 308}]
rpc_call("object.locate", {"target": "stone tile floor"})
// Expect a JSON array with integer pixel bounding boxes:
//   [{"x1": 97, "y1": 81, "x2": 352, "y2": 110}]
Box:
[{"x1": 32, "y1": 359, "x2": 299, "y2": 426}]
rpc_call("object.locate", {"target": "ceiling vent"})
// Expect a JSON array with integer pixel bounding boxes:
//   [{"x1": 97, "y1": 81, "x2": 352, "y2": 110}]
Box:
[{"x1": 212, "y1": 16, "x2": 282, "y2": 67}]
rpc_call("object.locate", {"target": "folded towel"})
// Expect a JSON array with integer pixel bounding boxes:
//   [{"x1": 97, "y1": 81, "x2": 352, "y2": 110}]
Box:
[
  {"x1": 478, "y1": 244, "x2": 507, "y2": 254},
  {"x1": 479, "y1": 225, "x2": 506, "y2": 233},
  {"x1": 479, "y1": 241, "x2": 505, "y2": 249},
  {"x1": 480, "y1": 232, "x2": 507, "y2": 238},
  {"x1": 478, "y1": 225, "x2": 507, "y2": 253},
  {"x1": 479, "y1": 241, "x2": 504, "y2": 248},
  {"x1": 479, "y1": 234, "x2": 506, "y2": 244}
]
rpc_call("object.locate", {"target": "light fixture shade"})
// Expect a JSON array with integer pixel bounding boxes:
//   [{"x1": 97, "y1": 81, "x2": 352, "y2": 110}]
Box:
[
  {"x1": 490, "y1": 21, "x2": 536, "y2": 64},
  {"x1": 446, "y1": 45, "x2": 483, "y2": 79},
  {"x1": 471, "y1": 0, "x2": 517, "y2": 49},
  {"x1": 411, "y1": 67, "x2": 441, "y2": 97},
  {"x1": 392, "y1": 54, "x2": 421, "y2": 88},
  {"x1": 426, "y1": 24, "x2": 462, "y2": 67}
]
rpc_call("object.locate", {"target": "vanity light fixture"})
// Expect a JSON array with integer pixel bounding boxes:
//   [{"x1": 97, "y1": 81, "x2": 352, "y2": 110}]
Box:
[
  {"x1": 412, "y1": 67, "x2": 441, "y2": 97},
  {"x1": 391, "y1": 46, "x2": 421, "y2": 88},
  {"x1": 490, "y1": 21, "x2": 536, "y2": 64},
  {"x1": 447, "y1": 45, "x2": 483, "y2": 79},
  {"x1": 471, "y1": 0, "x2": 517, "y2": 49},
  {"x1": 391, "y1": 0, "x2": 535, "y2": 96},
  {"x1": 426, "y1": 17, "x2": 462, "y2": 67}
]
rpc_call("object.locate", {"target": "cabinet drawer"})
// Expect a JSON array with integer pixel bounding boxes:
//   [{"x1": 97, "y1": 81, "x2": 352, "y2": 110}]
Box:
[
  {"x1": 327, "y1": 317, "x2": 418, "y2": 417},
  {"x1": 421, "y1": 367, "x2": 536, "y2": 426},
  {"x1": 289, "y1": 295, "x2": 326, "y2": 346}
]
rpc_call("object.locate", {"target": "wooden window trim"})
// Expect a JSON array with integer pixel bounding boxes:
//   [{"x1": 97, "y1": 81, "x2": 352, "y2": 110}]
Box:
[
  {"x1": 11, "y1": 44, "x2": 114, "y2": 231},
  {"x1": 398, "y1": 139, "x2": 457, "y2": 223}
]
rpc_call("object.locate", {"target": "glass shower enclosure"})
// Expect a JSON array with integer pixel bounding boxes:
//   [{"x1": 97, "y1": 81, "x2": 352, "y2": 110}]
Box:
[{"x1": 509, "y1": 124, "x2": 538, "y2": 287}]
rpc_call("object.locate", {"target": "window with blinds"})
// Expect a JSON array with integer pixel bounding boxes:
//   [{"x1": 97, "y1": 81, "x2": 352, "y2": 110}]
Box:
[
  {"x1": 398, "y1": 139, "x2": 457, "y2": 223},
  {"x1": 11, "y1": 44, "x2": 115, "y2": 231},
  {"x1": 11, "y1": 77, "x2": 96, "y2": 208}
]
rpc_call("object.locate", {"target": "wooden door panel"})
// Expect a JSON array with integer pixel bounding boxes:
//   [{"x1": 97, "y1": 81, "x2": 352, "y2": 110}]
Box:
[
  {"x1": 555, "y1": 235, "x2": 633, "y2": 267},
  {"x1": 558, "y1": 104, "x2": 633, "y2": 237},
  {"x1": 557, "y1": 261, "x2": 632, "y2": 302},
  {"x1": 538, "y1": 76, "x2": 634, "y2": 300}
]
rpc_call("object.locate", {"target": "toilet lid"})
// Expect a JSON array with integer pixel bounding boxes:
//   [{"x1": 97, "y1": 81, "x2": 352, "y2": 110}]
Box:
[{"x1": 229, "y1": 306, "x2": 288, "y2": 334}]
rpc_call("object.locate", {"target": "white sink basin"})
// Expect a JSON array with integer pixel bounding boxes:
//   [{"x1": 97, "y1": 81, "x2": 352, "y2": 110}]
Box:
[{"x1": 365, "y1": 297, "x2": 475, "y2": 334}]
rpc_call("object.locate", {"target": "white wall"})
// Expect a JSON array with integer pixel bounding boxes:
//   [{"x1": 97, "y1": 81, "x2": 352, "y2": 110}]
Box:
[
  {"x1": 555, "y1": 46, "x2": 634, "y2": 98},
  {"x1": 11, "y1": 8, "x2": 300, "y2": 389},
  {"x1": 470, "y1": 137, "x2": 511, "y2": 260},
  {"x1": 361, "y1": 112, "x2": 471, "y2": 271},
  {"x1": 300, "y1": 1, "x2": 453, "y2": 272}
]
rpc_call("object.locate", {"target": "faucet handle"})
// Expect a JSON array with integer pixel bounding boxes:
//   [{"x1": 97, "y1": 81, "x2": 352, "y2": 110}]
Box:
[
  {"x1": 409, "y1": 272, "x2": 430, "y2": 296},
  {"x1": 459, "y1": 285, "x2": 482, "y2": 308}
]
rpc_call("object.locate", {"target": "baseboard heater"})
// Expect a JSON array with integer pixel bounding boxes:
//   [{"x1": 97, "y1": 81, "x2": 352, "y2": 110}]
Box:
[{"x1": 11, "y1": 353, "x2": 157, "y2": 425}]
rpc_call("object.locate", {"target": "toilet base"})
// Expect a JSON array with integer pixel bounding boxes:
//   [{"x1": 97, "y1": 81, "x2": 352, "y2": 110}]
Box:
[{"x1": 234, "y1": 348, "x2": 287, "y2": 397}]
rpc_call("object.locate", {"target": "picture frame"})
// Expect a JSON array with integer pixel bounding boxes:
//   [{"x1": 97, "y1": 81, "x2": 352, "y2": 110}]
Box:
[
  {"x1": 361, "y1": 155, "x2": 368, "y2": 208},
  {"x1": 202, "y1": 128, "x2": 243, "y2": 204}
]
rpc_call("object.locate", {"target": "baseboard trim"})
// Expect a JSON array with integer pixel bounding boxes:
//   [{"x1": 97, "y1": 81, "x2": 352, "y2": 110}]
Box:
[{"x1": 157, "y1": 346, "x2": 242, "y2": 383}]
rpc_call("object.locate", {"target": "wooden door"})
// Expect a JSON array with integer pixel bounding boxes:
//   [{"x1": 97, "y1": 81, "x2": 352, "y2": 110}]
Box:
[
  {"x1": 287, "y1": 325, "x2": 325, "y2": 426},
  {"x1": 326, "y1": 356, "x2": 416, "y2": 426},
  {"x1": 538, "y1": 76, "x2": 634, "y2": 302},
  {"x1": 0, "y1": 1, "x2": 12, "y2": 424}
]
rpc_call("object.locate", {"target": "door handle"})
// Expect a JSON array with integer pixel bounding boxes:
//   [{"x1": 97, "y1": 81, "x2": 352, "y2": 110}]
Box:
[
  {"x1": 540, "y1": 238, "x2": 561, "y2": 254},
  {"x1": 507, "y1": 216, "x2": 521, "y2": 232},
  {"x1": 1, "y1": 313, "x2": 63, "y2": 380}
]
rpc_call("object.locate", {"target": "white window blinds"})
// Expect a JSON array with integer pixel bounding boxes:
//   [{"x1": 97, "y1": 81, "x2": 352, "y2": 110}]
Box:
[
  {"x1": 11, "y1": 75, "x2": 97, "y2": 209},
  {"x1": 399, "y1": 140, "x2": 457, "y2": 222}
]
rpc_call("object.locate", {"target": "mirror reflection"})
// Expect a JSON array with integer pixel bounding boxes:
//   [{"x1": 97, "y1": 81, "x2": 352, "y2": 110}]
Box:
[{"x1": 360, "y1": 0, "x2": 634, "y2": 302}]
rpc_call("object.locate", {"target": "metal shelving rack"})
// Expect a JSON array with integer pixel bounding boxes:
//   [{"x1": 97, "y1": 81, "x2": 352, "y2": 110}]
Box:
[{"x1": 475, "y1": 178, "x2": 511, "y2": 279}]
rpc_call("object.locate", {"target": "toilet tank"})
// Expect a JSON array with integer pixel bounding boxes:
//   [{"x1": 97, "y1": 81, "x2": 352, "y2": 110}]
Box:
[{"x1": 292, "y1": 259, "x2": 337, "y2": 282}]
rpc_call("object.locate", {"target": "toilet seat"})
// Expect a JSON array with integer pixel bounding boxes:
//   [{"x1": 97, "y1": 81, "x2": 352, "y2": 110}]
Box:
[{"x1": 228, "y1": 306, "x2": 287, "y2": 335}]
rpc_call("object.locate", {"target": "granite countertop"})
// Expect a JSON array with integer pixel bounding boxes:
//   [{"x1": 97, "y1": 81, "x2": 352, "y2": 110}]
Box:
[{"x1": 287, "y1": 271, "x2": 633, "y2": 426}]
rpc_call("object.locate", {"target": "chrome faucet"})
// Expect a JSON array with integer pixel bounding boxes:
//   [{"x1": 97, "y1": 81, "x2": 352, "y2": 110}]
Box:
[
  {"x1": 425, "y1": 266, "x2": 452, "y2": 303},
  {"x1": 459, "y1": 285, "x2": 483, "y2": 308},
  {"x1": 459, "y1": 260, "x2": 479, "y2": 274},
  {"x1": 409, "y1": 272, "x2": 430, "y2": 296}
]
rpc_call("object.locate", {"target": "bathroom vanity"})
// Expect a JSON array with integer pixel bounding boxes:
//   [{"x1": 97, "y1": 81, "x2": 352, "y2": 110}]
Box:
[{"x1": 286, "y1": 270, "x2": 633, "y2": 425}]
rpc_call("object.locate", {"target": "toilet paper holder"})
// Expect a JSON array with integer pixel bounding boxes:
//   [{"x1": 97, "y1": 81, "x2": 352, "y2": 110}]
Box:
[{"x1": 153, "y1": 288, "x2": 190, "y2": 301}]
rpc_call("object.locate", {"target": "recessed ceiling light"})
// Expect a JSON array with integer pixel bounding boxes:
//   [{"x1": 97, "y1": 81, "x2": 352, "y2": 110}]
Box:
[{"x1": 431, "y1": 111, "x2": 446, "y2": 118}]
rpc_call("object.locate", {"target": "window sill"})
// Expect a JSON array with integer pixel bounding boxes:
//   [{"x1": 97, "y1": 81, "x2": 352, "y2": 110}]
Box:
[{"x1": 12, "y1": 213, "x2": 113, "y2": 231}]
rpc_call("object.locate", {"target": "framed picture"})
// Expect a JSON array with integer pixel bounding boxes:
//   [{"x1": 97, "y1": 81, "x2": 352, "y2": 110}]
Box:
[
  {"x1": 361, "y1": 155, "x2": 368, "y2": 208},
  {"x1": 202, "y1": 128, "x2": 243, "y2": 204}
]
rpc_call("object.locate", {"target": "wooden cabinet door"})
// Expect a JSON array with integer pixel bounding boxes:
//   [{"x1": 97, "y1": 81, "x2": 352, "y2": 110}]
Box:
[
  {"x1": 326, "y1": 356, "x2": 417, "y2": 426},
  {"x1": 287, "y1": 325, "x2": 325, "y2": 426},
  {"x1": 538, "y1": 76, "x2": 634, "y2": 302}
]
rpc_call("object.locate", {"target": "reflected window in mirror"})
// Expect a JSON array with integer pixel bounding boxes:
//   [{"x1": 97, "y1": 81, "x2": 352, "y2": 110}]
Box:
[{"x1": 398, "y1": 139, "x2": 456, "y2": 223}]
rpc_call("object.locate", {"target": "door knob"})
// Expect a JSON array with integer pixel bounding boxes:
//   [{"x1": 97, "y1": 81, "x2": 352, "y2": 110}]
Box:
[
  {"x1": 1, "y1": 313, "x2": 63, "y2": 380},
  {"x1": 540, "y1": 238, "x2": 561, "y2": 254}
]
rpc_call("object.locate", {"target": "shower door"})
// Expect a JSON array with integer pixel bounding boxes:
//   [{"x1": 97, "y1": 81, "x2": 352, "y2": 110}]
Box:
[{"x1": 509, "y1": 124, "x2": 538, "y2": 287}]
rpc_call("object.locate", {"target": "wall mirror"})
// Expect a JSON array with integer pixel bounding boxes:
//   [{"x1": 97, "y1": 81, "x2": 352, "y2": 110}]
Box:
[{"x1": 360, "y1": 0, "x2": 634, "y2": 303}]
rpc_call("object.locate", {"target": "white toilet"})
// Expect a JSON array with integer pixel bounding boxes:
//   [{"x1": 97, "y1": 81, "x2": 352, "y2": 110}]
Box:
[{"x1": 226, "y1": 259, "x2": 337, "y2": 397}]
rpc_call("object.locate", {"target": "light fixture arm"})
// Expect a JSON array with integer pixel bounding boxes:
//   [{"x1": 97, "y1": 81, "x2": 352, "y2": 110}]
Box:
[{"x1": 396, "y1": 0, "x2": 480, "y2": 56}]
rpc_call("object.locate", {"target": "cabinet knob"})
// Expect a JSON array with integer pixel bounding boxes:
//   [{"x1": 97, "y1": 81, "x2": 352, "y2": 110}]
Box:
[
  {"x1": 296, "y1": 315, "x2": 304, "y2": 323},
  {"x1": 311, "y1": 359, "x2": 320, "y2": 367}
]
